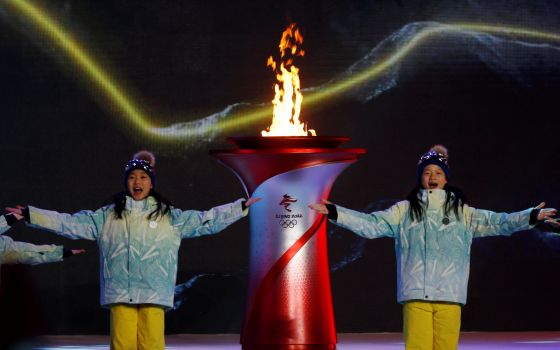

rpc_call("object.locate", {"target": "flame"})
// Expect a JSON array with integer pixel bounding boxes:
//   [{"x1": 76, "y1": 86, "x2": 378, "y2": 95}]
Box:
[{"x1": 262, "y1": 23, "x2": 316, "y2": 137}]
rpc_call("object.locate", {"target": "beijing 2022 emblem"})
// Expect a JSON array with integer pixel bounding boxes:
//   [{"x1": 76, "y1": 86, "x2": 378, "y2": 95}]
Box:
[{"x1": 276, "y1": 194, "x2": 302, "y2": 228}]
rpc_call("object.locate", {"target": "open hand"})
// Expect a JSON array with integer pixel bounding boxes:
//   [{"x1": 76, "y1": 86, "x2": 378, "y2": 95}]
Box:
[
  {"x1": 535, "y1": 202, "x2": 558, "y2": 223},
  {"x1": 5, "y1": 205, "x2": 26, "y2": 221},
  {"x1": 308, "y1": 199, "x2": 332, "y2": 215},
  {"x1": 245, "y1": 197, "x2": 261, "y2": 207}
]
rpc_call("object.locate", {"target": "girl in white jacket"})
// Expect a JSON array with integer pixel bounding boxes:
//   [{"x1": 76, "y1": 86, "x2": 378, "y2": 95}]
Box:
[
  {"x1": 8, "y1": 150, "x2": 259, "y2": 350},
  {"x1": 310, "y1": 145, "x2": 558, "y2": 350}
]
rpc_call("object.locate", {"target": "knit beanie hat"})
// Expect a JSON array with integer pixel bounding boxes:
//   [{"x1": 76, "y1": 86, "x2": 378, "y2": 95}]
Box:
[
  {"x1": 124, "y1": 150, "x2": 156, "y2": 188},
  {"x1": 416, "y1": 145, "x2": 450, "y2": 183}
]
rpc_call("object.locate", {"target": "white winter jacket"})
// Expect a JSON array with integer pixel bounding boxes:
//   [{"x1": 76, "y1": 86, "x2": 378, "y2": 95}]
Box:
[
  {"x1": 333, "y1": 189, "x2": 534, "y2": 305},
  {"x1": 27, "y1": 196, "x2": 246, "y2": 308}
]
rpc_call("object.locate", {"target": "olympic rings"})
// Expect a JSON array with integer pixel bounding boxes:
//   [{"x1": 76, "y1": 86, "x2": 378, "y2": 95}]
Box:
[{"x1": 279, "y1": 219, "x2": 297, "y2": 228}]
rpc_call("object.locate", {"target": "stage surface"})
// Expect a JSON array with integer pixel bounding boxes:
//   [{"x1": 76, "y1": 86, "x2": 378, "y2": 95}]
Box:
[{"x1": 24, "y1": 332, "x2": 560, "y2": 349}]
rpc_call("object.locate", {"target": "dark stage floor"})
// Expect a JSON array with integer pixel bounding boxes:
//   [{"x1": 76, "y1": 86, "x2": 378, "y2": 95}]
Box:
[{"x1": 19, "y1": 332, "x2": 560, "y2": 349}]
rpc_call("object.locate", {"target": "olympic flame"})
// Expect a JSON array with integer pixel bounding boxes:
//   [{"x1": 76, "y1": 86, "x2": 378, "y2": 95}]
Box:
[{"x1": 262, "y1": 23, "x2": 316, "y2": 136}]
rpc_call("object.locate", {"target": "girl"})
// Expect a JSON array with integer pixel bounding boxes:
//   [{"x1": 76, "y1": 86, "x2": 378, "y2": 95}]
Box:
[
  {"x1": 309, "y1": 145, "x2": 558, "y2": 350},
  {"x1": 8, "y1": 150, "x2": 259, "y2": 350}
]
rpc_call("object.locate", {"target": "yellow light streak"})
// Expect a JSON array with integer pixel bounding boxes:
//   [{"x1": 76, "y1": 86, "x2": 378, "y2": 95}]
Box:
[
  {"x1": 4, "y1": 0, "x2": 158, "y2": 137},
  {"x1": 3, "y1": 0, "x2": 560, "y2": 142}
]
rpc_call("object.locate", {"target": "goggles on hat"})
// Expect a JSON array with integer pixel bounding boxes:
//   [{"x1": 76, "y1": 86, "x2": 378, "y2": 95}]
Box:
[
  {"x1": 125, "y1": 159, "x2": 153, "y2": 174},
  {"x1": 418, "y1": 151, "x2": 448, "y2": 166}
]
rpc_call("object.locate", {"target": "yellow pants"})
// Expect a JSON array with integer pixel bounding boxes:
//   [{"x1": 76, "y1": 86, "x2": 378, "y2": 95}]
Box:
[
  {"x1": 110, "y1": 304, "x2": 165, "y2": 350},
  {"x1": 403, "y1": 300, "x2": 461, "y2": 350}
]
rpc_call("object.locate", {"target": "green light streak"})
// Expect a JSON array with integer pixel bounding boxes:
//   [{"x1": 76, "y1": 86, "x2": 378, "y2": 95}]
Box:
[{"x1": 4, "y1": 0, "x2": 560, "y2": 142}]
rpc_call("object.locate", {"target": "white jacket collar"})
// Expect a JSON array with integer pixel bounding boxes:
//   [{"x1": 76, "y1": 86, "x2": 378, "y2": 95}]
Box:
[
  {"x1": 418, "y1": 189, "x2": 448, "y2": 209},
  {"x1": 125, "y1": 196, "x2": 157, "y2": 211}
]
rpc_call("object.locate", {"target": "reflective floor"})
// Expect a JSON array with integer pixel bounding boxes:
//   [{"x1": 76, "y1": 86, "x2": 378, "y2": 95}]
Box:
[{"x1": 21, "y1": 332, "x2": 560, "y2": 350}]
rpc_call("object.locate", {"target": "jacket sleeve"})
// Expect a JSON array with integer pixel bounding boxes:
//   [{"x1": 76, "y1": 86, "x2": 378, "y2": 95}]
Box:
[
  {"x1": 463, "y1": 205, "x2": 534, "y2": 238},
  {"x1": 0, "y1": 236, "x2": 63, "y2": 265},
  {"x1": 0, "y1": 215, "x2": 10, "y2": 235},
  {"x1": 171, "y1": 198, "x2": 247, "y2": 239},
  {"x1": 27, "y1": 206, "x2": 106, "y2": 241},
  {"x1": 333, "y1": 201, "x2": 406, "y2": 239}
]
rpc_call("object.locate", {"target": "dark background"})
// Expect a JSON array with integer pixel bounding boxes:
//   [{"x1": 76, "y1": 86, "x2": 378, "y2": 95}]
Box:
[{"x1": 0, "y1": 0, "x2": 559, "y2": 337}]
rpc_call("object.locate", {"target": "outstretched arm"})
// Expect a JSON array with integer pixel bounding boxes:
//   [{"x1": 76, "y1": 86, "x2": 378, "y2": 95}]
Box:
[
  {"x1": 175, "y1": 197, "x2": 260, "y2": 239},
  {"x1": 0, "y1": 238, "x2": 86, "y2": 265},
  {"x1": 309, "y1": 199, "x2": 404, "y2": 239},
  {"x1": 1, "y1": 236, "x2": 61, "y2": 265},
  {"x1": 6, "y1": 205, "x2": 104, "y2": 241},
  {"x1": 0, "y1": 213, "x2": 87, "y2": 264},
  {"x1": 466, "y1": 202, "x2": 558, "y2": 238}
]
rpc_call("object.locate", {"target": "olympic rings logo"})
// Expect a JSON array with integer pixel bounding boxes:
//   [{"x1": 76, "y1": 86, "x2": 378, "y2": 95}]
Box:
[{"x1": 279, "y1": 219, "x2": 297, "y2": 228}]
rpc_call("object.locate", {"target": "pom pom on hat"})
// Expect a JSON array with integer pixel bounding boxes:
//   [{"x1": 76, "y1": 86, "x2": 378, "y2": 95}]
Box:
[
  {"x1": 430, "y1": 144, "x2": 448, "y2": 159},
  {"x1": 132, "y1": 150, "x2": 156, "y2": 167}
]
